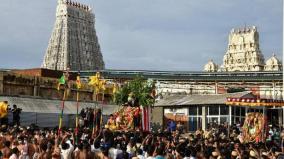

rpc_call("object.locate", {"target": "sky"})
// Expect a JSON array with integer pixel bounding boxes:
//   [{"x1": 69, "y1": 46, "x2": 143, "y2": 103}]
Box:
[{"x1": 0, "y1": 0, "x2": 282, "y2": 71}]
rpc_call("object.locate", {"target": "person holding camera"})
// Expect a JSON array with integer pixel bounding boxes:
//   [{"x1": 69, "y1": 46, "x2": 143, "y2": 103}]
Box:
[{"x1": 12, "y1": 104, "x2": 21, "y2": 126}]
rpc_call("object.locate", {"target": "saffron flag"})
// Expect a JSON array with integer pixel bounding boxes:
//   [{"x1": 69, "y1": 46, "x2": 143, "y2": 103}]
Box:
[
  {"x1": 89, "y1": 72, "x2": 100, "y2": 86},
  {"x1": 76, "y1": 76, "x2": 82, "y2": 89},
  {"x1": 112, "y1": 83, "x2": 118, "y2": 94},
  {"x1": 57, "y1": 75, "x2": 66, "y2": 90},
  {"x1": 112, "y1": 83, "x2": 118, "y2": 102},
  {"x1": 89, "y1": 76, "x2": 98, "y2": 86},
  {"x1": 100, "y1": 80, "x2": 106, "y2": 91},
  {"x1": 89, "y1": 72, "x2": 106, "y2": 94}
]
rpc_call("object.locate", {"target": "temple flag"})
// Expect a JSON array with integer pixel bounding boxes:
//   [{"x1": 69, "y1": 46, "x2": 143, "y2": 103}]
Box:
[
  {"x1": 57, "y1": 75, "x2": 66, "y2": 90},
  {"x1": 76, "y1": 76, "x2": 82, "y2": 89}
]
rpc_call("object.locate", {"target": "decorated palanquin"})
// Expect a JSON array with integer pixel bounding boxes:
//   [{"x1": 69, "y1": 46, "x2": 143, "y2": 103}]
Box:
[
  {"x1": 105, "y1": 106, "x2": 140, "y2": 131},
  {"x1": 242, "y1": 112, "x2": 267, "y2": 143}
]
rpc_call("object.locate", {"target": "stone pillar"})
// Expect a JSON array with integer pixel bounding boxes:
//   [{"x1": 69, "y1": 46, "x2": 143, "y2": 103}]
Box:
[
  {"x1": 272, "y1": 81, "x2": 276, "y2": 100},
  {"x1": 262, "y1": 106, "x2": 267, "y2": 118},
  {"x1": 229, "y1": 105, "x2": 232, "y2": 125},
  {"x1": 215, "y1": 82, "x2": 218, "y2": 94},
  {"x1": 278, "y1": 108, "x2": 283, "y2": 127},
  {"x1": 33, "y1": 77, "x2": 38, "y2": 96},
  {"x1": 202, "y1": 106, "x2": 207, "y2": 130}
]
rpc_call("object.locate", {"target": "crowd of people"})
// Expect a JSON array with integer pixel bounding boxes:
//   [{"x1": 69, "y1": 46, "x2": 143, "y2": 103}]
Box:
[
  {"x1": 1, "y1": 104, "x2": 284, "y2": 159},
  {"x1": 0, "y1": 120, "x2": 283, "y2": 159},
  {"x1": 79, "y1": 108, "x2": 102, "y2": 130}
]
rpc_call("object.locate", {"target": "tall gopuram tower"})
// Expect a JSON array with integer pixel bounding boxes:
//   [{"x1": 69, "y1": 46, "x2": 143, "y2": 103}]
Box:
[
  {"x1": 42, "y1": 0, "x2": 105, "y2": 71},
  {"x1": 222, "y1": 26, "x2": 265, "y2": 72}
]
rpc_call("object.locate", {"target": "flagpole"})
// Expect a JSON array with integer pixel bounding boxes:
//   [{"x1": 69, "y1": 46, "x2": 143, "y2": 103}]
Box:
[
  {"x1": 75, "y1": 88, "x2": 79, "y2": 145},
  {"x1": 100, "y1": 105, "x2": 103, "y2": 133},
  {"x1": 92, "y1": 91, "x2": 97, "y2": 136},
  {"x1": 58, "y1": 68, "x2": 69, "y2": 136},
  {"x1": 89, "y1": 72, "x2": 104, "y2": 137},
  {"x1": 58, "y1": 89, "x2": 66, "y2": 136}
]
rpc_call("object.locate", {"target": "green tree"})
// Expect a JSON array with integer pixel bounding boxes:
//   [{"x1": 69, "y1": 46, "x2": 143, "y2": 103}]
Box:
[{"x1": 114, "y1": 76, "x2": 155, "y2": 107}]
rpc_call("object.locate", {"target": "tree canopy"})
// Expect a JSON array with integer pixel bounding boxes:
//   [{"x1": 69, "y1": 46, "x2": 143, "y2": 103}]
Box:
[{"x1": 114, "y1": 77, "x2": 155, "y2": 107}]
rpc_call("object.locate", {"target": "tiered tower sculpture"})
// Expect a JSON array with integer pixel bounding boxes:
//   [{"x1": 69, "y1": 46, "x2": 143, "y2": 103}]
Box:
[
  {"x1": 222, "y1": 26, "x2": 265, "y2": 72},
  {"x1": 204, "y1": 26, "x2": 282, "y2": 72},
  {"x1": 42, "y1": 0, "x2": 105, "y2": 71}
]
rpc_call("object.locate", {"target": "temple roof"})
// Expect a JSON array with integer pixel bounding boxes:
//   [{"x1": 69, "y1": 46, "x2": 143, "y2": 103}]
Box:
[
  {"x1": 0, "y1": 95, "x2": 117, "y2": 115},
  {"x1": 155, "y1": 91, "x2": 252, "y2": 106},
  {"x1": 265, "y1": 54, "x2": 282, "y2": 66}
]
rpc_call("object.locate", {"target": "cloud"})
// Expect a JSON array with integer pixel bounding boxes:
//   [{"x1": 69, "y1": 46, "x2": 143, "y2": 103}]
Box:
[{"x1": 0, "y1": 0, "x2": 282, "y2": 71}]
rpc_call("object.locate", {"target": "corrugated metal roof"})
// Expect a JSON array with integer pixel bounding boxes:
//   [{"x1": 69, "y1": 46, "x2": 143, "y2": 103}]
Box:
[
  {"x1": 155, "y1": 91, "x2": 252, "y2": 106},
  {"x1": 0, "y1": 96, "x2": 119, "y2": 115}
]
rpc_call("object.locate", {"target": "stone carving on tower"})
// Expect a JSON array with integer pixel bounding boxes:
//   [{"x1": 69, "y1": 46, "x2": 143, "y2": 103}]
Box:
[
  {"x1": 264, "y1": 54, "x2": 282, "y2": 71},
  {"x1": 222, "y1": 26, "x2": 265, "y2": 72},
  {"x1": 204, "y1": 59, "x2": 218, "y2": 72},
  {"x1": 42, "y1": 0, "x2": 105, "y2": 71}
]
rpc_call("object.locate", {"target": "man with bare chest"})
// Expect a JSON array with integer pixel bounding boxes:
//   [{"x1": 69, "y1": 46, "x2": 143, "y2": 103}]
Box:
[
  {"x1": 74, "y1": 143, "x2": 95, "y2": 159},
  {"x1": 1, "y1": 141, "x2": 11, "y2": 159}
]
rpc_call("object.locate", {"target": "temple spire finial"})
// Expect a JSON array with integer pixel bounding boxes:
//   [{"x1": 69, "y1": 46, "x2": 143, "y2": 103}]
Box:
[{"x1": 58, "y1": 0, "x2": 64, "y2": 4}]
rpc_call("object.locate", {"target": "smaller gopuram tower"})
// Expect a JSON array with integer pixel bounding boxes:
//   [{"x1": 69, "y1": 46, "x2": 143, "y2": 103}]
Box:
[
  {"x1": 222, "y1": 26, "x2": 265, "y2": 72},
  {"x1": 204, "y1": 59, "x2": 218, "y2": 72}
]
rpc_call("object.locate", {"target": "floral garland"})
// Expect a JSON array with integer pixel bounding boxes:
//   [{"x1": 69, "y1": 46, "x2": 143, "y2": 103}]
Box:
[{"x1": 242, "y1": 112, "x2": 267, "y2": 143}]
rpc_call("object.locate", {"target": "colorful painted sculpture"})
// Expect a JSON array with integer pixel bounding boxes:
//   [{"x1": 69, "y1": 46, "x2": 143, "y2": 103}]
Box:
[{"x1": 242, "y1": 112, "x2": 267, "y2": 143}]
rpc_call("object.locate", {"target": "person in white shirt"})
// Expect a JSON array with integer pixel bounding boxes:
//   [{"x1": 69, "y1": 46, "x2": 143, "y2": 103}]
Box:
[
  {"x1": 126, "y1": 139, "x2": 136, "y2": 158},
  {"x1": 60, "y1": 134, "x2": 74, "y2": 159},
  {"x1": 91, "y1": 141, "x2": 101, "y2": 154},
  {"x1": 109, "y1": 144, "x2": 123, "y2": 159}
]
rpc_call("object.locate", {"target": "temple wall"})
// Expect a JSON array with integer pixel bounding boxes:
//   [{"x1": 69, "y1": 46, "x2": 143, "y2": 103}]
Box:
[
  {"x1": 1, "y1": 72, "x2": 95, "y2": 102},
  {"x1": 1, "y1": 71, "x2": 283, "y2": 103},
  {"x1": 156, "y1": 81, "x2": 283, "y2": 99}
]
